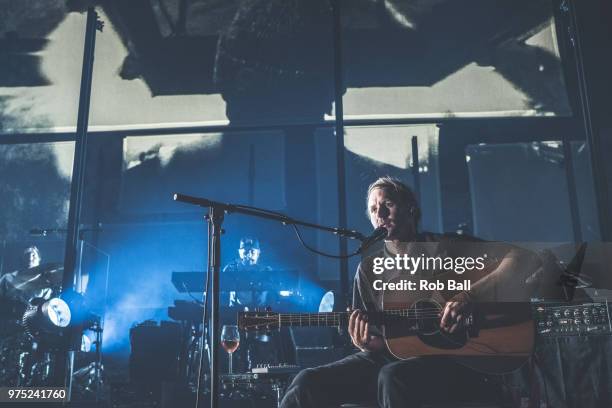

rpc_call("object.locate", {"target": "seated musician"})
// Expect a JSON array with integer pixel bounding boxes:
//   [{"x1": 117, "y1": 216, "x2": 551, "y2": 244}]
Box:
[
  {"x1": 223, "y1": 236, "x2": 274, "y2": 309},
  {"x1": 223, "y1": 237, "x2": 281, "y2": 370},
  {"x1": 0, "y1": 246, "x2": 51, "y2": 301},
  {"x1": 280, "y1": 176, "x2": 540, "y2": 408}
]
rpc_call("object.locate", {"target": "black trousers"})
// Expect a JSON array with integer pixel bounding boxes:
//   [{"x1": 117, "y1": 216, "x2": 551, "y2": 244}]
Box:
[{"x1": 280, "y1": 352, "x2": 500, "y2": 408}]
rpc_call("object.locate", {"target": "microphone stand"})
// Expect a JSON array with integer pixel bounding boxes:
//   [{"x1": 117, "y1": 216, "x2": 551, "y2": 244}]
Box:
[{"x1": 173, "y1": 193, "x2": 365, "y2": 408}]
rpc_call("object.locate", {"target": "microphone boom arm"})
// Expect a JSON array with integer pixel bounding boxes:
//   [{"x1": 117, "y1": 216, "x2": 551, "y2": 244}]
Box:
[{"x1": 173, "y1": 193, "x2": 366, "y2": 241}]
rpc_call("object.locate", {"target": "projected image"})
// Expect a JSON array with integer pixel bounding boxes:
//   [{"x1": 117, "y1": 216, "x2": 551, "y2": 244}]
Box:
[
  {"x1": 1, "y1": 0, "x2": 572, "y2": 134},
  {"x1": 0, "y1": 4, "x2": 84, "y2": 133},
  {"x1": 466, "y1": 141, "x2": 577, "y2": 241},
  {"x1": 120, "y1": 131, "x2": 285, "y2": 213},
  {"x1": 0, "y1": 142, "x2": 74, "y2": 242},
  {"x1": 341, "y1": 0, "x2": 571, "y2": 118}
]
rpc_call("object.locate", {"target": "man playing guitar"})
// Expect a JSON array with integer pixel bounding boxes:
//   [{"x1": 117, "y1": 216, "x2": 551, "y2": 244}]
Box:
[{"x1": 278, "y1": 176, "x2": 539, "y2": 408}]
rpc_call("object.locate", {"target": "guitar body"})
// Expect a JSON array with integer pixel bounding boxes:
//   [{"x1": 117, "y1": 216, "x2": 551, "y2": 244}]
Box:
[{"x1": 382, "y1": 272, "x2": 534, "y2": 374}]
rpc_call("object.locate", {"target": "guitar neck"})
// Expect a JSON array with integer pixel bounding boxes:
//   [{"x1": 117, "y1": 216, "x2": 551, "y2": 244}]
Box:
[
  {"x1": 238, "y1": 308, "x2": 445, "y2": 332},
  {"x1": 275, "y1": 312, "x2": 345, "y2": 328},
  {"x1": 273, "y1": 310, "x2": 409, "y2": 327}
]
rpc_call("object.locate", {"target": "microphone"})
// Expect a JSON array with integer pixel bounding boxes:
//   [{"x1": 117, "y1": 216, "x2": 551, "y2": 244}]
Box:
[{"x1": 358, "y1": 226, "x2": 388, "y2": 253}]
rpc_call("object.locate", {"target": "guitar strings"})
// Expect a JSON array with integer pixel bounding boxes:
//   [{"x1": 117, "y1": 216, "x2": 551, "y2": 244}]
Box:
[
  {"x1": 275, "y1": 310, "x2": 448, "y2": 319},
  {"x1": 274, "y1": 315, "x2": 448, "y2": 324},
  {"x1": 274, "y1": 313, "x2": 446, "y2": 319},
  {"x1": 270, "y1": 308, "x2": 442, "y2": 319},
  {"x1": 272, "y1": 311, "x2": 451, "y2": 320},
  {"x1": 243, "y1": 308, "x2": 465, "y2": 329}
]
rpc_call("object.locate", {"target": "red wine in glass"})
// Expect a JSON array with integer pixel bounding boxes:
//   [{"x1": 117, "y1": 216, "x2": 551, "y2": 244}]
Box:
[
  {"x1": 221, "y1": 325, "x2": 240, "y2": 374},
  {"x1": 221, "y1": 339, "x2": 240, "y2": 353}
]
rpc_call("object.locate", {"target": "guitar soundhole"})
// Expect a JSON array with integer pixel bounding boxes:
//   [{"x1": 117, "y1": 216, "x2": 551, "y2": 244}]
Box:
[{"x1": 412, "y1": 299, "x2": 468, "y2": 350}]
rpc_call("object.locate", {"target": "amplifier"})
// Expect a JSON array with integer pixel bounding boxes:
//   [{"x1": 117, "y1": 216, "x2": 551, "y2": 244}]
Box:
[
  {"x1": 532, "y1": 300, "x2": 611, "y2": 336},
  {"x1": 129, "y1": 320, "x2": 182, "y2": 389},
  {"x1": 251, "y1": 363, "x2": 300, "y2": 374}
]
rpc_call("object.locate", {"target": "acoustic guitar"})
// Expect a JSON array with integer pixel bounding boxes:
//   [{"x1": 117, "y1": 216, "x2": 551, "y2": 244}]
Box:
[{"x1": 238, "y1": 267, "x2": 534, "y2": 374}]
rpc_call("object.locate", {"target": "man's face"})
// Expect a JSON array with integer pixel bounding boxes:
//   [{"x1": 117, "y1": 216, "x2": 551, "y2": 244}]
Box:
[
  {"x1": 26, "y1": 249, "x2": 41, "y2": 269},
  {"x1": 239, "y1": 247, "x2": 260, "y2": 265},
  {"x1": 367, "y1": 188, "x2": 416, "y2": 241}
]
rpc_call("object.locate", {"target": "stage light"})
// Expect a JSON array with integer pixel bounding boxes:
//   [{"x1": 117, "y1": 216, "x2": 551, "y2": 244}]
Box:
[
  {"x1": 279, "y1": 290, "x2": 293, "y2": 297},
  {"x1": 318, "y1": 291, "x2": 334, "y2": 313},
  {"x1": 23, "y1": 297, "x2": 72, "y2": 338},
  {"x1": 47, "y1": 298, "x2": 71, "y2": 327}
]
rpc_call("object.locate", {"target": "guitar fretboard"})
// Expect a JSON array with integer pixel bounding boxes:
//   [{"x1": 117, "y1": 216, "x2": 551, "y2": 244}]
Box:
[{"x1": 273, "y1": 309, "x2": 439, "y2": 327}]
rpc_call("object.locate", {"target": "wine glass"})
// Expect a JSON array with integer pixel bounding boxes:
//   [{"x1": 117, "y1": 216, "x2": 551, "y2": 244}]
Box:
[{"x1": 221, "y1": 325, "x2": 240, "y2": 374}]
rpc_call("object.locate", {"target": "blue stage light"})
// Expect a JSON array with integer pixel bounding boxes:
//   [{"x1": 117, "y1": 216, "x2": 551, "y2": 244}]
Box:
[{"x1": 23, "y1": 297, "x2": 71, "y2": 338}]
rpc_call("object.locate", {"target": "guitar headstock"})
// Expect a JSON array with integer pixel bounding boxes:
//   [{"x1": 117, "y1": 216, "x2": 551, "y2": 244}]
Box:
[{"x1": 237, "y1": 311, "x2": 280, "y2": 331}]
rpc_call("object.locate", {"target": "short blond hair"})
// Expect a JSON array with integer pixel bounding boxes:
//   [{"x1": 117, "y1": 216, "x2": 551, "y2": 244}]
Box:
[{"x1": 366, "y1": 176, "x2": 420, "y2": 223}]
